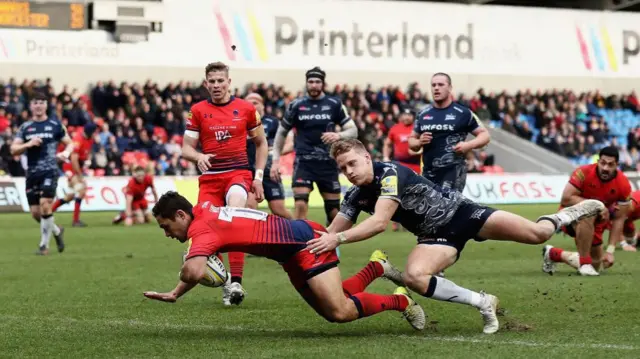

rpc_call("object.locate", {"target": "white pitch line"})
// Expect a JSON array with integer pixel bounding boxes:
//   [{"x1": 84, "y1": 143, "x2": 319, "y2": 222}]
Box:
[{"x1": 2, "y1": 315, "x2": 638, "y2": 351}]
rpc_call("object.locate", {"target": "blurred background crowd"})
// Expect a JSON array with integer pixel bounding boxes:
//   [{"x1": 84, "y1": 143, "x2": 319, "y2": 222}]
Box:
[{"x1": 1, "y1": 77, "x2": 639, "y2": 177}]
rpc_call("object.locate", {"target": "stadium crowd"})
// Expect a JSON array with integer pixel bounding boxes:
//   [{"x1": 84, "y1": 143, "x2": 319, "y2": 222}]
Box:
[{"x1": 1, "y1": 77, "x2": 638, "y2": 177}]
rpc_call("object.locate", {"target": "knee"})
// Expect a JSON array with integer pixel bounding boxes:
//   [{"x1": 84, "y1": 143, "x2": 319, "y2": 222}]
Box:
[
  {"x1": 403, "y1": 267, "x2": 431, "y2": 294},
  {"x1": 324, "y1": 199, "x2": 340, "y2": 219},
  {"x1": 324, "y1": 306, "x2": 355, "y2": 323}
]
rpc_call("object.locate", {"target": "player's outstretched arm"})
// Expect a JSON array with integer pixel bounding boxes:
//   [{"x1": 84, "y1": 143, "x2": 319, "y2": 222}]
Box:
[
  {"x1": 327, "y1": 213, "x2": 354, "y2": 234},
  {"x1": 143, "y1": 280, "x2": 197, "y2": 303},
  {"x1": 143, "y1": 257, "x2": 206, "y2": 302},
  {"x1": 308, "y1": 198, "x2": 398, "y2": 254}
]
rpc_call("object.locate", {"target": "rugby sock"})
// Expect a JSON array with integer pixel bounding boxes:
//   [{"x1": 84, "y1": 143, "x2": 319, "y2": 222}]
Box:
[
  {"x1": 52, "y1": 199, "x2": 68, "y2": 212},
  {"x1": 579, "y1": 255, "x2": 593, "y2": 266},
  {"x1": 73, "y1": 198, "x2": 82, "y2": 223},
  {"x1": 52, "y1": 224, "x2": 61, "y2": 236},
  {"x1": 342, "y1": 262, "x2": 384, "y2": 296},
  {"x1": 33, "y1": 216, "x2": 60, "y2": 235},
  {"x1": 349, "y1": 293, "x2": 409, "y2": 318},
  {"x1": 549, "y1": 247, "x2": 564, "y2": 262},
  {"x1": 424, "y1": 276, "x2": 484, "y2": 308},
  {"x1": 39, "y1": 214, "x2": 54, "y2": 248},
  {"x1": 228, "y1": 252, "x2": 245, "y2": 283}
]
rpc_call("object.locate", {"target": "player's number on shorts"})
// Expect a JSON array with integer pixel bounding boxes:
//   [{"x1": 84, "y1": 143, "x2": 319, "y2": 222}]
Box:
[
  {"x1": 215, "y1": 130, "x2": 232, "y2": 141},
  {"x1": 218, "y1": 208, "x2": 268, "y2": 222}
]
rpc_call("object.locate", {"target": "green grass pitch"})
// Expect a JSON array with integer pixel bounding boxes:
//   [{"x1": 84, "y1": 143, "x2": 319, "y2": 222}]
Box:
[{"x1": 1, "y1": 204, "x2": 639, "y2": 358}]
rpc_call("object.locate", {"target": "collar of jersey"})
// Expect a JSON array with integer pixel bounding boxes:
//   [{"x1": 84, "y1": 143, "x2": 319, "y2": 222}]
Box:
[{"x1": 207, "y1": 96, "x2": 235, "y2": 107}]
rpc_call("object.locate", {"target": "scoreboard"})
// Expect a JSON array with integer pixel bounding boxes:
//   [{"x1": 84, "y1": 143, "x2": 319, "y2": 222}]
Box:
[{"x1": 0, "y1": 1, "x2": 87, "y2": 31}]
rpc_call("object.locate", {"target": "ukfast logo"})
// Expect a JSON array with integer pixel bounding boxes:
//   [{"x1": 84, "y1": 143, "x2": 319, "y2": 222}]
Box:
[
  {"x1": 420, "y1": 124, "x2": 454, "y2": 131},
  {"x1": 299, "y1": 113, "x2": 331, "y2": 121},
  {"x1": 25, "y1": 133, "x2": 54, "y2": 140}
]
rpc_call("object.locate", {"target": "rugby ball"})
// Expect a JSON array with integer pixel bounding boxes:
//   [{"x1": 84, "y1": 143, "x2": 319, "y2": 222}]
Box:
[
  {"x1": 200, "y1": 255, "x2": 228, "y2": 287},
  {"x1": 181, "y1": 252, "x2": 228, "y2": 288}
]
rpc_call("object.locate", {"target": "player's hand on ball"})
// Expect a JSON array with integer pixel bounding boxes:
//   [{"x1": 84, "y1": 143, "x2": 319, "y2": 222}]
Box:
[
  {"x1": 143, "y1": 291, "x2": 177, "y2": 303},
  {"x1": 125, "y1": 217, "x2": 133, "y2": 227},
  {"x1": 307, "y1": 231, "x2": 339, "y2": 254},
  {"x1": 321, "y1": 132, "x2": 341, "y2": 144},
  {"x1": 622, "y1": 243, "x2": 637, "y2": 252},
  {"x1": 196, "y1": 154, "x2": 215, "y2": 173},
  {"x1": 252, "y1": 179, "x2": 264, "y2": 203}
]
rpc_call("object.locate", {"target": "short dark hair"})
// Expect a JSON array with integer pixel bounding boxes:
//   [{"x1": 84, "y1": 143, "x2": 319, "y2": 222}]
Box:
[
  {"x1": 31, "y1": 92, "x2": 48, "y2": 102},
  {"x1": 152, "y1": 191, "x2": 193, "y2": 219},
  {"x1": 599, "y1": 146, "x2": 619, "y2": 162},
  {"x1": 330, "y1": 139, "x2": 368, "y2": 159},
  {"x1": 432, "y1": 72, "x2": 452, "y2": 85},
  {"x1": 205, "y1": 62, "x2": 229, "y2": 77}
]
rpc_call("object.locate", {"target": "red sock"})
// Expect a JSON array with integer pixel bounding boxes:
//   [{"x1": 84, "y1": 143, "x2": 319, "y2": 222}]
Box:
[
  {"x1": 73, "y1": 199, "x2": 82, "y2": 222},
  {"x1": 342, "y1": 262, "x2": 384, "y2": 296},
  {"x1": 349, "y1": 293, "x2": 409, "y2": 318},
  {"x1": 549, "y1": 247, "x2": 564, "y2": 262},
  {"x1": 228, "y1": 252, "x2": 245, "y2": 281},
  {"x1": 52, "y1": 199, "x2": 64, "y2": 212},
  {"x1": 579, "y1": 256, "x2": 593, "y2": 266}
]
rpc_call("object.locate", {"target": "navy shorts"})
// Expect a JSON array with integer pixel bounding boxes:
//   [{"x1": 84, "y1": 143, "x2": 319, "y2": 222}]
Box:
[
  {"x1": 424, "y1": 164, "x2": 467, "y2": 193},
  {"x1": 292, "y1": 158, "x2": 341, "y2": 194},
  {"x1": 417, "y1": 200, "x2": 496, "y2": 257},
  {"x1": 25, "y1": 170, "x2": 59, "y2": 205}
]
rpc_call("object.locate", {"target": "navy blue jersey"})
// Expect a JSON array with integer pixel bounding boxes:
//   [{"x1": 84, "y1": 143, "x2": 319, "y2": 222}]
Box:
[
  {"x1": 413, "y1": 103, "x2": 481, "y2": 172},
  {"x1": 282, "y1": 95, "x2": 351, "y2": 161},
  {"x1": 15, "y1": 119, "x2": 68, "y2": 175},
  {"x1": 338, "y1": 161, "x2": 465, "y2": 237},
  {"x1": 247, "y1": 115, "x2": 279, "y2": 169}
]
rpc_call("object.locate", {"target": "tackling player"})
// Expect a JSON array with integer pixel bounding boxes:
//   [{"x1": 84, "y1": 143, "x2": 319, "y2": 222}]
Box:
[
  {"x1": 181, "y1": 62, "x2": 268, "y2": 306},
  {"x1": 244, "y1": 92, "x2": 293, "y2": 219},
  {"x1": 270, "y1": 67, "x2": 358, "y2": 224},
  {"x1": 52, "y1": 122, "x2": 97, "y2": 227},
  {"x1": 306, "y1": 139, "x2": 604, "y2": 334},
  {"x1": 408, "y1": 73, "x2": 489, "y2": 192},
  {"x1": 10, "y1": 93, "x2": 73, "y2": 255},
  {"x1": 143, "y1": 192, "x2": 426, "y2": 330},
  {"x1": 542, "y1": 146, "x2": 632, "y2": 276},
  {"x1": 112, "y1": 166, "x2": 158, "y2": 226}
]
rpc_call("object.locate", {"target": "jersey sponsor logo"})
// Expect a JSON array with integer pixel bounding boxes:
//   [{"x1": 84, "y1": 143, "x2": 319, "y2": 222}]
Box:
[
  {"x1": 470, "y1": 208, "x2": 486, "y2": 220},
  {"x1": 381, "y1": 175, "x2": 398, "y2": 196},
  {"x1": 299, "y1": 113, "x2": 332, "y2": 121},
  {"x1": 445, "y1": 114, "x2": 456, "y2": 121},
  {"x1": 214, "y1": 130, "x2": 232, "y2": 141},
  {"x1": 25, "y1": 133, "x2": 54, "y2": 140},
  {"x1": 420, "y1": 124, "x2": 455, "y2": 131},
  {"x1": 299, "y1": 106, "x2": 310, "y2": 111},
  {"x1": 321, "y1": 105, "x2": 331, "y2": 111},
  {"x1": 423, "y1": 115, "x2": 433, "y2": 120},
  {"x1": 44, "y1": 126, "x2": 53, "y2": 131}
]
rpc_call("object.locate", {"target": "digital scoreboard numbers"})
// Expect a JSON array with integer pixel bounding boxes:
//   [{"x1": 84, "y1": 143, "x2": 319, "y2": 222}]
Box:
[{"x1": 0, "y1": 1, "x2": 87, "y2": 31}]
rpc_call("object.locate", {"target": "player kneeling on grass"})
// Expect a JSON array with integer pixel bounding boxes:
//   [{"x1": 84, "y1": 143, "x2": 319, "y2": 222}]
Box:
[
  {"x1": 306, "y1": 139, "x2": 604, "y2": 334},
  {"x1": 113, "y1": 166, "x2": 158, "y2": 226},
  {"x1": 143, "y1": 191, "x2": 426, "y2": 330},
  {"x1": 542, "y1": 147, "x2": 633, "y2": 276}
]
